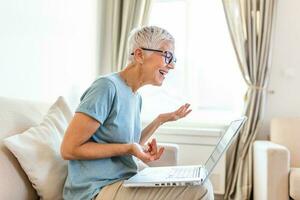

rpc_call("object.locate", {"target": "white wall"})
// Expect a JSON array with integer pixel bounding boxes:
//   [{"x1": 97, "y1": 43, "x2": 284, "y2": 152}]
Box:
[
  {"x1": 0, "y1": 0, "x2": 100, "y2": 109},
  {"x1": 259, "y1": 0, "x2": 300, "y2": 139}
]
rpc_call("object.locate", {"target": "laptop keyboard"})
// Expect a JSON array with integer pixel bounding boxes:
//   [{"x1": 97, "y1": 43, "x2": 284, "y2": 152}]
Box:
[{"x1": 168, "y1": 167, "x2": 200, "y2": 178}]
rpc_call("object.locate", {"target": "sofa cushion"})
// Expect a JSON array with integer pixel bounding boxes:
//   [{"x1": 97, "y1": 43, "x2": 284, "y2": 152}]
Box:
[
  {"x1": 0, "y1": 97, "x2": 50, "y2": 139},
  {"x1": 290, "y1": 168, "x2": 300, "y2": 200},
  {"x1": 4, "y1": 96, "x2": 73, "y2": 200},
  {"x1": 0, "y1": 96, "x2": 50, "y2": 200},
  {"x1": 271, "y1": 118, "x2": 300, "y2": 167}
]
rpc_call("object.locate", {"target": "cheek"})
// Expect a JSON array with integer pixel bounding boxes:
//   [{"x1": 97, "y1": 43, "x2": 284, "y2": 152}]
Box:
[
  {"x1": 149, "y1": 55, "x2": 165, "y2": 67},
  {"x1": 144, "y1": 57, "x2": 165, "y2": 77},
  {"x1": 143, "y1": 65, "x2": 157, "y2": 79},
  {"x1": 148, "y1": 67, "x2": 159, "y2": 78},
  {"x1": 146, "y1": 65, "x2": 160, "y2": 75}
]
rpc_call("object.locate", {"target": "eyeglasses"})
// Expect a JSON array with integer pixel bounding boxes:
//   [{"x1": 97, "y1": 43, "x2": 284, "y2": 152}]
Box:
[{"x1": 131, "y1": 47, "x2": 177, "y2": 65}]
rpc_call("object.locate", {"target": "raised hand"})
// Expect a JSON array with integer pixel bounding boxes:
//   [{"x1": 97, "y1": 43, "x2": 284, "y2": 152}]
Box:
[{"x1": 158, "y1": 103, "x2": 192, "y2": 124}]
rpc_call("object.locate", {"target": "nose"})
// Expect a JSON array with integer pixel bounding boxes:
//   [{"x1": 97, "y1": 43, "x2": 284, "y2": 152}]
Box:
[{"x1": 167, "y1": 63, "x2": 175, "y2": 69}]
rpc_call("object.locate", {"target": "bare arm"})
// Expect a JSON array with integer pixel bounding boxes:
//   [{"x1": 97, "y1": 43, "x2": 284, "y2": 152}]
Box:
[
  {"x1": 60, "y1": 112, "x2": 164, "y2": 162},
  {"x1": 60, "y1": 113, "x2": 132, "y2": 160},
  {"x1": 139, "y1": 103, "x2": 192, "y2": 145},
  {"x1": 139, "y1": 116, "x2": 164, "y2": 145}
]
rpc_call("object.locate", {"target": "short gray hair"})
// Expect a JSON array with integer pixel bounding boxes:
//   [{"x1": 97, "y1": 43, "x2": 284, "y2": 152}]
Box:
[{"x1": 127, "y1": 26, "x2": 175, "y2": 63}]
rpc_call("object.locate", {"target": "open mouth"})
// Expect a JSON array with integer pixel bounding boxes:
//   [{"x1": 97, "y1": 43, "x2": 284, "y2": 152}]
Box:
[{"x1": 159, "y1": 69, "x2": 167, "y2": 77}]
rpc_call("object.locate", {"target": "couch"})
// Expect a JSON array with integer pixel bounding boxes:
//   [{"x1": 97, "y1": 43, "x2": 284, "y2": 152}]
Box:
[
  {"x1": 253, "y1": 118, "x2": 300, "y2": 200},
  {"x1": 0, "y1": 96, "x2": 178, "y2": 199}
]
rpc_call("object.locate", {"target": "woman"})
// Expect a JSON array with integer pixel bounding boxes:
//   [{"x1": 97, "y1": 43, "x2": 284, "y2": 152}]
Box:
[{"x1": 61, "y1": 26, "x2": 214, "y2": 200}]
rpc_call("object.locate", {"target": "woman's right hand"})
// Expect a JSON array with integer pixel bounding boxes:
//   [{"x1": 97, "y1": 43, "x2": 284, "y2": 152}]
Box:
[{"x1": 130, "y1": 138, "x2": 164, "y2": 163}]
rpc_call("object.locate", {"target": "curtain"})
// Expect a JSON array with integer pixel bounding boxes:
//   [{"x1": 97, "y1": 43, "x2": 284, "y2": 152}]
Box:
[
  {"x1": 222, "y1": 0, "x2": 276, "y2": 199},
  {"x1": 98, "y1": 0, "x2": 153, "y2": 75}
]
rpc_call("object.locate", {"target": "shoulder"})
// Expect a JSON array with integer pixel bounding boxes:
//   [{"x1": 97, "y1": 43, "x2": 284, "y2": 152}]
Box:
[
  {"x1": 93, "y1": 75, "x2": 116, "y2": 88},
  {"x1": 89, "y1": 74, "x2": 118, "y2": 94},
  {"x1": 79, "y1": 74, "x2": 118, "y2": 102},
  {"x1": 94, "y1": 72, "x2": 122, "y2": 88}
]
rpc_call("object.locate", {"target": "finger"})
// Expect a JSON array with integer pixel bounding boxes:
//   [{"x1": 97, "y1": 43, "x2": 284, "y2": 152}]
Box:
[
  {"x1": 181, "y1": 103, "x2": 190, "y2": 113},
  {"x1": 175, "y1": 104, "x2": 185, "y2": 113},
  {"x1": 147, "y1": 140, "x2": 155, "y2": 155},
  {"x1": 147, "y1": 142, "x2": 152, "y2": 152},
  {"x1": 177, "y1": 104, "x2": 190, "y2": 116},
  {"x1": 151, "y1": 138, "x2": 158, "y2": 155},
  {"x1": 149, "y1": 144, "x2": 155, "y2": 156},
  {"x1": 177, "y1": 105, "x2": 186, "y2": 112},
  {"x1": 155, "y1": 147, "x2": 165, "y2": 160},
  {"x1": 179, "y1": 103, "x2": 190, "y2": 113},
  {"x1": 175, "y1": 108, "x2": 185, "y2": 117},
  {"x1": 183, "y1": 109, "x2": 192, "y2": 117}
]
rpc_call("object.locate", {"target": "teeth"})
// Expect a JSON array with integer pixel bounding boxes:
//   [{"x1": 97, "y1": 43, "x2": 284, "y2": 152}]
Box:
[{"x1": 159, "y1": 70, "x2": 167, "y2": 76}]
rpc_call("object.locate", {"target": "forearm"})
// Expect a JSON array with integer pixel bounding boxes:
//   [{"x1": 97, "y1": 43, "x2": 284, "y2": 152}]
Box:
[
  {"x1": 62, "y1": 142, "x2": 132, "y2": 160},
  {"x1": 140, "y1": 115, "x2": 165, "y2": 145}
]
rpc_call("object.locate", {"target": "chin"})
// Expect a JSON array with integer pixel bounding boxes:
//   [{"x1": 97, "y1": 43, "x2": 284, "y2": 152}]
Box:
[
  {"x1": 156, "y1": 81, "x2": 163, "y2": 86},
  {"x1": 151, "y1": 80, "x2": 163, "y2": 86},
  {"x1": 150, "y1": 75, "x2": 164, "y2": 86}
]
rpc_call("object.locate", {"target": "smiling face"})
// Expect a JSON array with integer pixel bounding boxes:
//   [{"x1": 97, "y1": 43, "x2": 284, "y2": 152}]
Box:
[{"x1": 139, "y1": 42, "x2": 175, "y2": 86}]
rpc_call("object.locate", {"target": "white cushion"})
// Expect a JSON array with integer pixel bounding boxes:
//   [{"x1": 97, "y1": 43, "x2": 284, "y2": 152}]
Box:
[
  {"x1": 290, "y1": 168, "x2": 300, "y2": 200},
  {"x1": 3, "y1": 96, "x2": 73, "y2": 200},
  {"x1": 0, "y1": 96, "x2": 50, "y2": 200},
  {"x1": 253, "y1": 141, "x2": 290, "y2": 200},
  {"x1": 271, "y1": 118, "x2": 300, "y2": 167}
]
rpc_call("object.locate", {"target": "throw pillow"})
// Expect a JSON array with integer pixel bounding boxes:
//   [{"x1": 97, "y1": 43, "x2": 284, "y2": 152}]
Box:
[{"x1": 4, "y1": 96, "x2": 73, "y2": 200}]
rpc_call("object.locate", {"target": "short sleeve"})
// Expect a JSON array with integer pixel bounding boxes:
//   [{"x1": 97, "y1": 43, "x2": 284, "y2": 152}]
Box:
[{"x1": 75, "y1": 78, "x2": 116, "y2": 124}]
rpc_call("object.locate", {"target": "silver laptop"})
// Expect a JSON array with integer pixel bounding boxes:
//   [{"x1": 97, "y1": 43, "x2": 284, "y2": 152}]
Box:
[{"x1": 123, "y1": 116, "x2": 247, "y2": 187}]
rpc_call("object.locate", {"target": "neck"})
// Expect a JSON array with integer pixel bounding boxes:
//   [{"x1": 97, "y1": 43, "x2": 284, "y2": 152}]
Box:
[{"x1": 119, "y1": 63, "x2": 144, "y2": 93}]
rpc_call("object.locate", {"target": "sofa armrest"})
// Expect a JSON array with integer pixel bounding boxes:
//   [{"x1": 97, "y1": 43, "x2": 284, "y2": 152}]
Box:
[
  {"x1": 147, "y1": 143, "x2": 179, "y2": 167},
  {"x1": 253, "y1": 141, "x2": 290, "y2": 200}
]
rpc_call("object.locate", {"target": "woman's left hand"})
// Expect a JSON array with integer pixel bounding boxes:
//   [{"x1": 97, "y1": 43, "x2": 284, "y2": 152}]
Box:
[
  {"x1": 131, "y1": 138, "x2": 164, "y2": 163},
  {"x1": 158, "y1": 103, "x2": 192, "y2": 124}
]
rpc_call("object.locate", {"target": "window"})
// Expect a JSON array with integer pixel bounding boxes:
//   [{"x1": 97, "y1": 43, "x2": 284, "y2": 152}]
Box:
[
  {"x1": 39, "y1": 1, "x2": 99, "y2": 110},
  {"x1": 139, "y1": 0, "x2": 247, "y2": 128},
  {"x1": 0, "y1": 1, "x2": 98, "y2": 110}
]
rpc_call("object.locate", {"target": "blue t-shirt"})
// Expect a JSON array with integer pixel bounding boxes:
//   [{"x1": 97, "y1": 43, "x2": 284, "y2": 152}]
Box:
[{"x1": 63, "y1": 72, "x2": 142, "y2": 200}]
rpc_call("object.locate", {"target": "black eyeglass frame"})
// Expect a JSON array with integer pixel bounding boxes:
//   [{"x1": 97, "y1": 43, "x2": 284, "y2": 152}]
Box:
[{"x1": 131, "y1": 47, "x2": 177, "y2": 65}]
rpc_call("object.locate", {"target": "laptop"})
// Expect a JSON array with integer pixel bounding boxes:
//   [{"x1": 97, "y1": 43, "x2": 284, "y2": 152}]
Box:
[{"x1": 123, "y1": 116, "x2": 247, "y2": 187}]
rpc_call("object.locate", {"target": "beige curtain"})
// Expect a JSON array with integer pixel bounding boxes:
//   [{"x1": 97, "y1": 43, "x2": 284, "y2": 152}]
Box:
[
  {"x1": 98, "y1": 0, "x2": 153, "y2": 75},
  {"x1": 222, "y1": 0, "x2": 276, "y2": 199}
]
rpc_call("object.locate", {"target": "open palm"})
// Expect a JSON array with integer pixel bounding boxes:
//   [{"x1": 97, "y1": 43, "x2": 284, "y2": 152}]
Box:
[{"x1": 159, "y1": 103, "x2": 192, "y2": 124}]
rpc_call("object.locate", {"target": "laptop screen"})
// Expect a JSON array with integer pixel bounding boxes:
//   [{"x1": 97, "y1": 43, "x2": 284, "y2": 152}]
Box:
[{"x1": 204, "y1": 117, "x2": 247, "y2": 178}]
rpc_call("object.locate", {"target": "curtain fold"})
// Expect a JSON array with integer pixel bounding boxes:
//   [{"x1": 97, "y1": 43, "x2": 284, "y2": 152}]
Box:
[
  {"x1": 98, "y1": 0, "x2": 152, "y2": 75},
  {"x1": 222, "y1": 0, "x2": 276, "y2": 199}
]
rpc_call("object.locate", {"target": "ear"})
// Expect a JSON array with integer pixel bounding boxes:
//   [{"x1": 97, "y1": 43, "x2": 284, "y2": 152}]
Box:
[{"x1": 133, "y1": 48, "x2": 144, "y2": 64}]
